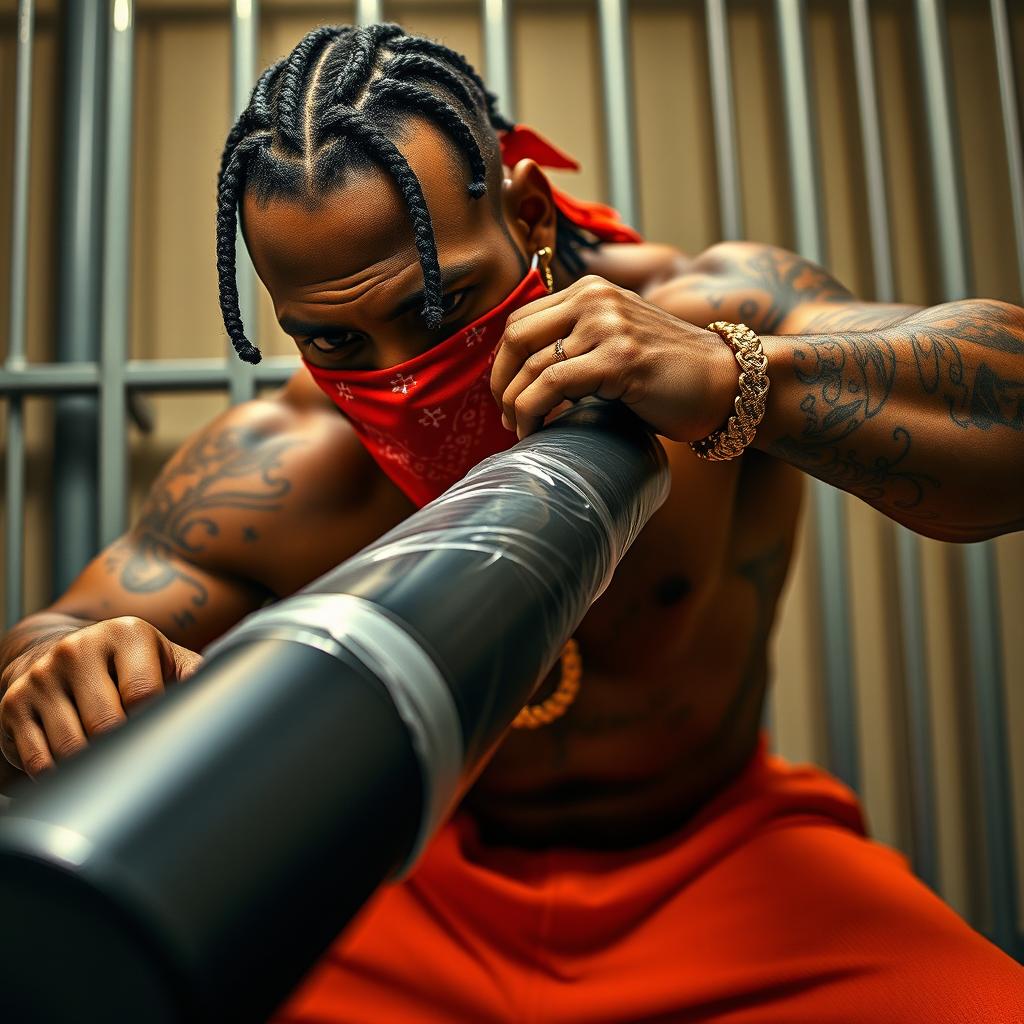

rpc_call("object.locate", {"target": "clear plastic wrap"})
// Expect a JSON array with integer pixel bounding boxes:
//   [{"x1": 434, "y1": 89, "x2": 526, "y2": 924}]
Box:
[{"x1": 213, "y1": 397, "x2": 670, "y2": 864}]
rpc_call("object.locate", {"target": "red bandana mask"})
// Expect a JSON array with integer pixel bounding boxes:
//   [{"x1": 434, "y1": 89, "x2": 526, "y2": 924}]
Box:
[
  {"x1": 303, "y1": 258, "x2": 552, "y2": 508},
  {"x1": 303, "y1": 123, "x2": 644, "y2": 508}
]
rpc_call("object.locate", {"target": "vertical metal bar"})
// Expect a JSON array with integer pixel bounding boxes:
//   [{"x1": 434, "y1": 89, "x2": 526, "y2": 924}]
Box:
[
  {"x1": 990, "y1": 0, "x2": 1024, "y2": 301},
  {"x1": 53, "y1": 0, "x2": 108, "y2": 594},
  {"x1": 914, "y1": 0, "x2": 1016, "y2": 954},
  {"x1": 850, "y1": 0, "x2": 938, "y2": 889},
  {"x1": 704, "y1": 0, "x2": 743, "y2": 240},
  {"x1": 913, "y1": 0, "x2": 970, "y2": 300},
  {"x1": 774, "y1": 0, "x2": 825, "y2": 259},
  {"x1": 6, "y1": 0, "x2": 32, "y2": 376},
  {"x1": 4, "y1": 0, "x2": 34, "y2": 628},
  {"x1": 483, "y1": 0, "x2": 515, "y2": 122},
  {"x1": 894, "y1": 528, "x2": 938, "y2": 887},
  {"x1": 849, "y1": 0, "x2": 894, "y2": 303},
  {"x1": 99, "y1": 0, "x2": 134, "y2": 547},
  {"x1": 964, "y1": 541, "x2": 1018, "y2": 953},
  {"x1": 356, "y1": 0, "x2": 384, "y2": 26},
  {"x1": 774, "y1": 0, "x2": 859, "y2": 790},
  {"x1": 229, "y1": 0, "x2": 259, "y2": 405},
  {"x1": 596, "y1": 0, "x2": 639, "y2": 229}
]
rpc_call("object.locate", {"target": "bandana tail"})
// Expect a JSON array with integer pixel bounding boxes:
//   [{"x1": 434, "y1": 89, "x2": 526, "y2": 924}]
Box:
[{"x1": 498, "y1": 124, "x2": 645, "y2": 245}]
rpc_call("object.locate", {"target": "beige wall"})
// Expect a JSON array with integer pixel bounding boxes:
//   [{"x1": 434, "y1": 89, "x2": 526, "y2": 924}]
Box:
[{"x1": 0, "y1": 0, "x2": 1022, "y2": 938}]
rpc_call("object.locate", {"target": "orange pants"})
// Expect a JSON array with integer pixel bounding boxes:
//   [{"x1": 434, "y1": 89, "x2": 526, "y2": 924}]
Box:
[{"x1": 272, "y1": 735, "x2": 1023, "y2": 1022}]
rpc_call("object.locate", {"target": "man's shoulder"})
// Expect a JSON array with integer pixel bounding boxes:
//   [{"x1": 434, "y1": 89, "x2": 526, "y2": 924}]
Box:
[
  {"x1": 641, "y1": 239, "x2": 853, "y2": 334},
  {"x1": 215, "y1": 367, "x2": 366, "y2": 473},
  {"x1": 250, "y1": 367, "x2": 395, "y2": 510},
  {"x1": 147, "y1": 368, "x2": 407, "y2": 597}
]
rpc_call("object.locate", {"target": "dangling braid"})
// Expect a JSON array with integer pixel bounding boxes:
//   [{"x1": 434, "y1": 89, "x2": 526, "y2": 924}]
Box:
[
  {"x1": 317, "y1": 105, "x2": 446, "y2": 328},
  {"x1": 215, "y1": 22, "x2": 602, "y2": 363},
  {"x1": 216, "y1": 132, "x2": 274, "y2": 364}
]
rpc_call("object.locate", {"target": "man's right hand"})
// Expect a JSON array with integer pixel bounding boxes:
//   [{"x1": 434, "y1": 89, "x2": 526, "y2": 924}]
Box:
[{"x1": 0, "y1": 616, "x2": 202, "y2": 780}]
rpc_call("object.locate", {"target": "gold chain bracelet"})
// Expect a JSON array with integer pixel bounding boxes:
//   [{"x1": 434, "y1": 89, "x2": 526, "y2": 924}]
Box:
[
  {"x1": 690, "y1": 321, "x2": 770, "y2": 462},
  {"x1": 510, "y1": 638, "x2": 582, "y2": 729}
]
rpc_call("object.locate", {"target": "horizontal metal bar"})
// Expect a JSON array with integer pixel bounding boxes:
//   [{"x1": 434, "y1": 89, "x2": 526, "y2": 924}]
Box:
[{"x1": 0, "y1": 358, "x2": 300, "y2": 395}]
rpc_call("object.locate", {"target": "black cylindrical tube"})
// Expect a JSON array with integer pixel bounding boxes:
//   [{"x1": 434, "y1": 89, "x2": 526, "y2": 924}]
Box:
[
  {"x1": 0, "y1": 400, "x2": 669, "y2": 1023},
  {"x1": 0, "y1": 638, "x2": 422, "y2": 1022}
]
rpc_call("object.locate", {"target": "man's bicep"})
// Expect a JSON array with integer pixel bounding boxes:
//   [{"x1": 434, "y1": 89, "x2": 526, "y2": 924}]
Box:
[
  {"x1": 50, "y1": 536, "x2": 273, "y2": 650},
  {"x1": 47, "y1": 404, "x2": 314, "y2": 649}
]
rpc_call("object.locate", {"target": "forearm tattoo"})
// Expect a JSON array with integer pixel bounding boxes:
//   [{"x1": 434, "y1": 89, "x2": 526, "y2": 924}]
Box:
[
  {"x1": 800, "y1": 303, "x2": 922, "y2": 334},
  {"x1": 767, "y1": 300, "x2": 1024, "y2": 519},
  {"x1": 104, "y1": 425, "x2": 300, "y2": 630}
]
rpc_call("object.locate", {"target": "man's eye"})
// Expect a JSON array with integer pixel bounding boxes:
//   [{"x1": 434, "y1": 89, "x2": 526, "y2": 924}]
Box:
[
  {"x1": 441, "y1": 288, "x2": 471, "y2": 318},
  {"x1": 309, "y1": 335, "x2": 357, "y2": 354}
]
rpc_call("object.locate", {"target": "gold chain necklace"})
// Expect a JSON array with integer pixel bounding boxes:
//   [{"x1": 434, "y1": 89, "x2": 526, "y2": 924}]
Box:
[{"x1": 510, "y1": 637, "x2": 582, "y2": 729}]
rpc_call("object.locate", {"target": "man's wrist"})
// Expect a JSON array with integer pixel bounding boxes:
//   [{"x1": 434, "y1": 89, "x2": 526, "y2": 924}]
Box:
[
  {"x1": 749, "y1": 334, "x2": 794, "y2": 449},
  {"x1": 703, "y1": 328, "x2": 741, "y2": 436},
  {"x1": 691, "y1": 322, "x2": 770, "y2": 461}
]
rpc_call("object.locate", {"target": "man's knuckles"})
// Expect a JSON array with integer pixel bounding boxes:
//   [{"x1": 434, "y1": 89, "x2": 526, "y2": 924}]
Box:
[
  {"x1": 117, "y1": 676, "x2": 164, "y2": 708},
  {"x1": 80, "y1": 707, "x2": 127, "y2": 737}
]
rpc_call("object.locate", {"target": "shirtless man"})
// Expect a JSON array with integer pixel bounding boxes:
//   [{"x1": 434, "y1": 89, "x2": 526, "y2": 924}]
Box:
[{"x1": 1, "y1": 21, "x2": 1022, "y2": 1020}]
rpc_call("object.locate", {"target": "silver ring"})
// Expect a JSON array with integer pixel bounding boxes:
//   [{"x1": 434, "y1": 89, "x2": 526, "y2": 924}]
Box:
[{"x1": 553, "y1": 337, "x2": 568, "y2": 362}]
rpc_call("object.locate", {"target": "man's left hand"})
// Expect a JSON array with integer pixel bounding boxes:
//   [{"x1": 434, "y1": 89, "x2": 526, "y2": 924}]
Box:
[{"x1": 490, "y1": 275, "x2": 736, "y2": 442}]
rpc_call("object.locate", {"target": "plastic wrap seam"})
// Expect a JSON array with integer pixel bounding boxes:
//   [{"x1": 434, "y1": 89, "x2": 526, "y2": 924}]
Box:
[{"x1": 202, "y1": 594, "x2": 463, "y2": 881}]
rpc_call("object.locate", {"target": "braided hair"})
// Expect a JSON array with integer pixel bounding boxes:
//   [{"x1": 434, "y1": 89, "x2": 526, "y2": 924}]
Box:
[{"x1": 216, "y1": 22, "x2": 602, "y2": 363}]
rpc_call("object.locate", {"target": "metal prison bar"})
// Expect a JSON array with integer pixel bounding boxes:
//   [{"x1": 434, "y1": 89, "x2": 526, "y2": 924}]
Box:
[{"x1": 0, "y1": 0, "x2": 1019, "y2": 959}]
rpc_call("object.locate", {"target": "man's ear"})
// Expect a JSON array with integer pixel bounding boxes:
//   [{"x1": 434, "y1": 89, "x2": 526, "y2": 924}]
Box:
[{"x1": 501, "y1": 159, "x2": 558, "y2": 255}]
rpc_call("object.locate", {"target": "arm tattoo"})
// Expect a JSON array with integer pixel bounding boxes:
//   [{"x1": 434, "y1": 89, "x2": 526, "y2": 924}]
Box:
[
  {"x1": 907, "y1": 301, "x2": 1024, "y2": 429},
  {"x1": 767, "y1": 300, "x2": 1024, "y2": 518},
  {"x1": 682, "y1": 244, "x2": 854, "y2": 334},
  {"x1": 800, "y1": 303, "x2": 921, "y2": 333},
  {"x1": 104, "y1": 425, "x2": 301, "y2": 622}
]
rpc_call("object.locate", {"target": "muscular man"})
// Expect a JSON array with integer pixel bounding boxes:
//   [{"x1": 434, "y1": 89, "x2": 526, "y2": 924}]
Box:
[{"x1": 2, "y1": 22, "x2": 1022, "y2": 1021}]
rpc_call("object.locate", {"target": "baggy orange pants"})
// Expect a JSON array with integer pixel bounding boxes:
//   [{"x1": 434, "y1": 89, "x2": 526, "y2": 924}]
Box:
[{"x1": 272, "y1": 734, "x2": 1024, "y2": 1022}]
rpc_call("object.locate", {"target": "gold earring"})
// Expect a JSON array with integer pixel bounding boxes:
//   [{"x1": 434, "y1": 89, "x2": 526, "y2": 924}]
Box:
[{"x1": 532, "y1": 245, "x2": 555, "y2": 292}]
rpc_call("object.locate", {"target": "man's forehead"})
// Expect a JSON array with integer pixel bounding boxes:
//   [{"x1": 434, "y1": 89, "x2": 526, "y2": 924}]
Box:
[{"x1": 243, "y1": 116, "x2": 497, "y2": 286}]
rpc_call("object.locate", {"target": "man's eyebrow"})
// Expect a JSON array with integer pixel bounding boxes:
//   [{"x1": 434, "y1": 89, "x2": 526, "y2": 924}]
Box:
[{"x1": 278, "y1": 260, "x2": 480, "y2": 336}]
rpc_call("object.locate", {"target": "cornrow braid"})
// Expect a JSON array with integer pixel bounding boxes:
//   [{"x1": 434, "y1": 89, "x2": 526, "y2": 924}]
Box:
[
  {"x1": 388, "y1": 34, "x2": 514, "y2": 131},
  {"x1": 276, "y1": 25, "x2": 349, "y2": 152},
  {"x1": 217, "y1": 59, "x2": 284, "y2": 190},
  {"x1": 380, "y1": 52, "x2": 482, "y2": 115},
  {"x1": 365, "y1": 79, "x2": 489, "y2": 196},
  {"x1": 333, "y1": 22, "x2": 406, "y2": 105},
  {"x1": 215, "y1": 21, "x2": 601, "y2": 362}
]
